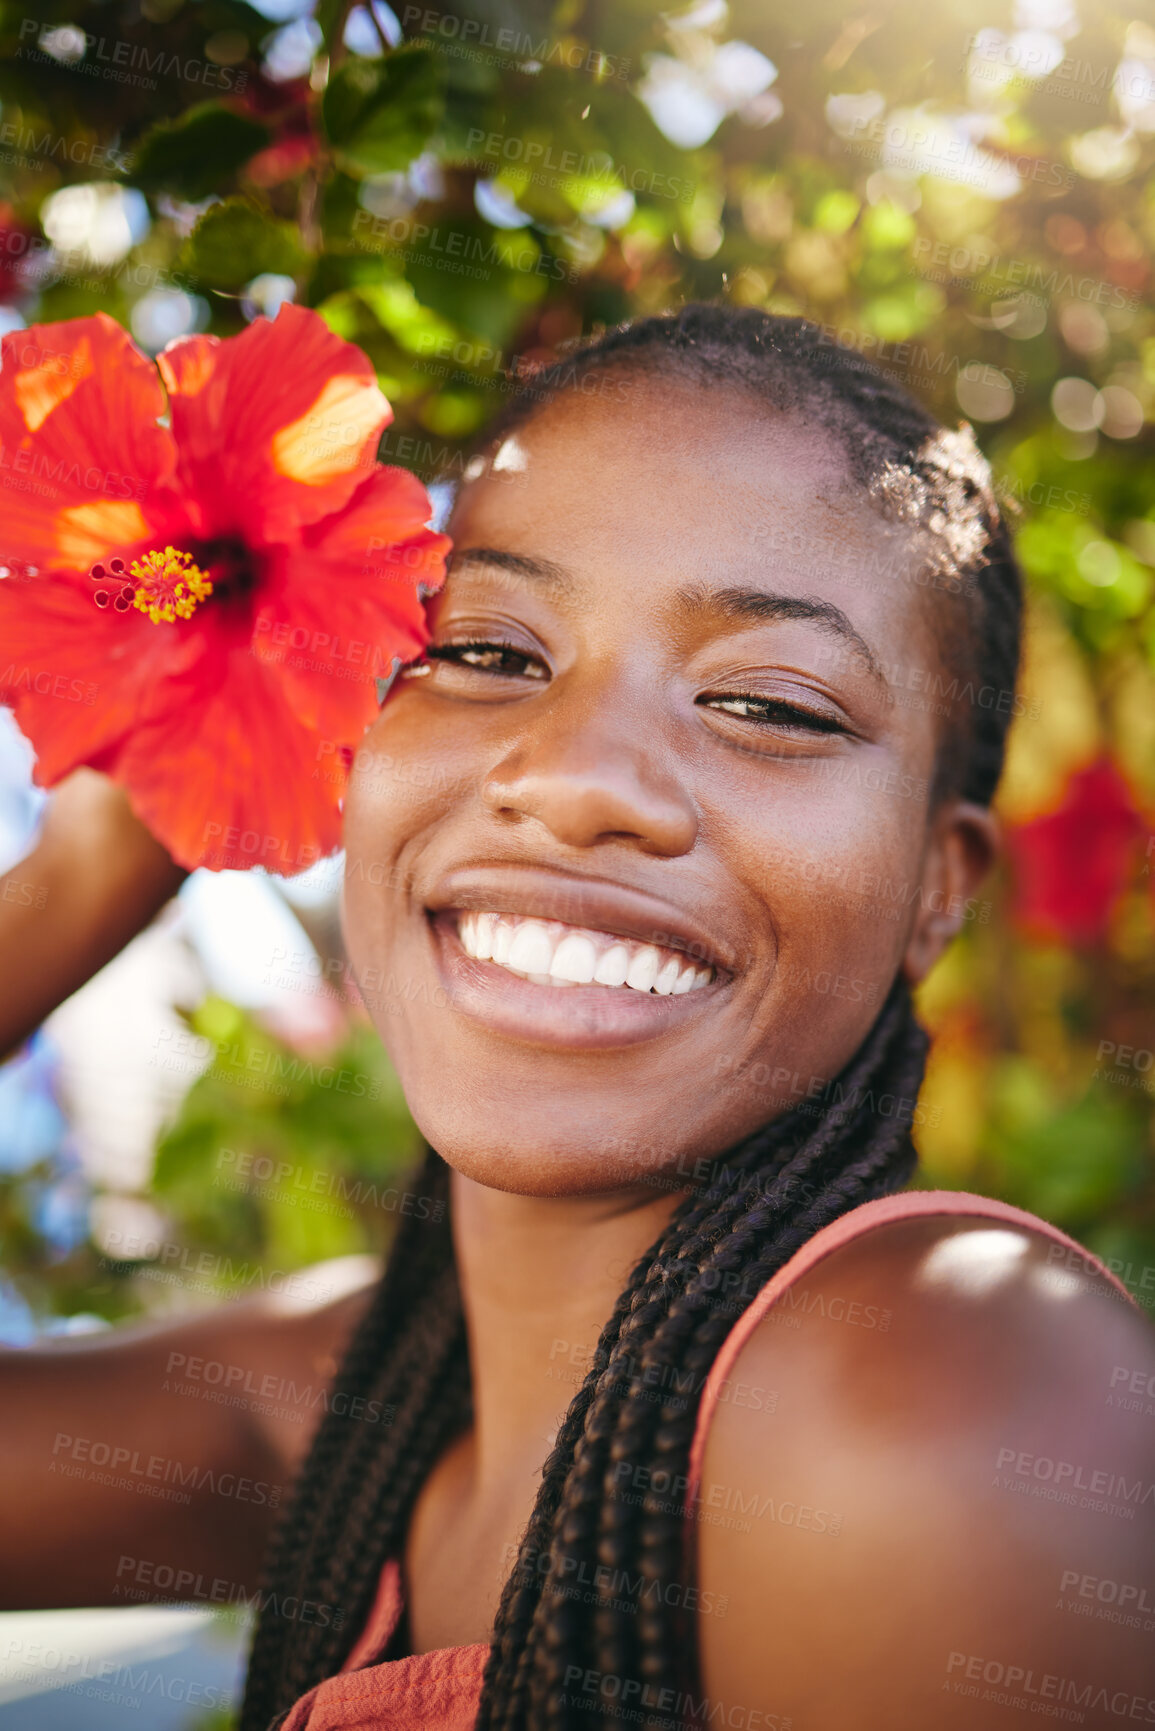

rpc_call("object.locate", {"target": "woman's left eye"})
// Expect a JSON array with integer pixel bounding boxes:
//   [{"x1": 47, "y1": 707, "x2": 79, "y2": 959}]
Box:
[{"x1": 699, "y1": 694, "x2": 847, "y2": 734}]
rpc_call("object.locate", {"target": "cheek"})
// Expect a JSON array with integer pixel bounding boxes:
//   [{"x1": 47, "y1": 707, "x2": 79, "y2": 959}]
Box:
[
  {"x1": 342, "y1": 719, "x2": 447, "y2": 945},
  {"x1": 745, "y1": 781, "x2": 929, "y2": 1003},
  {"x1": 348, "y1": 697, "x2": 468, "y2": 822}
]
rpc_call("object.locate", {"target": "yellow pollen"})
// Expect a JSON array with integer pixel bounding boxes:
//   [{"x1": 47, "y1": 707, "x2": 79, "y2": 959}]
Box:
[{"x1": 128, "y1": 546, "x2": 214, "y2": 624}]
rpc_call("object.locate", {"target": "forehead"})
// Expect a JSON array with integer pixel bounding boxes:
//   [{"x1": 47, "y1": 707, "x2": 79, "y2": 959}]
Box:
[{"x1": 448, "y1": 376, "x2": 939, "y2": 667}]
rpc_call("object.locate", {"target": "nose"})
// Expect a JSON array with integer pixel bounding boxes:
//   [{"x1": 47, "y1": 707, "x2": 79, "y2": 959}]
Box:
[{"x1": 480, "y1": 690, "x2": 698, "y2": 857}]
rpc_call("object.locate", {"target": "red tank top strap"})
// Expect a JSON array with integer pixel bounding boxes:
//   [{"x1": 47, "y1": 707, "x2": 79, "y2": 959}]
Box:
[
  {"x1": 686, "y1": 1188, "x2": 1136, "y2": 1508},
  {"x1": 342, "y1": 1556, "x2": 405, "y2": 1672}
]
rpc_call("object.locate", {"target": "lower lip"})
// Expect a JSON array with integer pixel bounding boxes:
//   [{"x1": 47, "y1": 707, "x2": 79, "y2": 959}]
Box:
[{"x1": 426, "y1": 912, "x2": 727, "y2": 1051}]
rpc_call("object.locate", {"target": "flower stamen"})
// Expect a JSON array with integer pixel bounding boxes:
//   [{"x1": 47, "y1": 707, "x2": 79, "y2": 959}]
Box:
[{"x1": 127, "y1": 546, "x2": 214, "y2": 624}]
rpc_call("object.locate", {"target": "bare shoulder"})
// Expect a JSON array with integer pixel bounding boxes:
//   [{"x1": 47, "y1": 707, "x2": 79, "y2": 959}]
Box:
[{"x1": 696, "y1": 1210, "x2": 1155, "y2": 1731}]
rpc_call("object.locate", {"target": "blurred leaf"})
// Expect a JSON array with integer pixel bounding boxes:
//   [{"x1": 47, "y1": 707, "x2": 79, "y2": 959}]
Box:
[
  {"x1": 148, "y1": 1005, "x2": 422, "y2": 1291},
  {"x1": 814, "y1": 189, "x2": 859, "y2": 234},
  {"x1": 179, "y1": 197, "x2": 307, "y2": 290},
  {"x1": 1083, "y1": 1223, "x2": 1155, "y2": 1317},
  {"x1": 989, "y1": 1085, "x2": 1147, "y2": 1226},
  {"x1": 131, "y1": 104, "x2": 271, "y2": 202},
  {"x1": 322, "y1": 48, "x2": 444, "y2": 177},
  {"x1": 861, "y1": 201, "x2": 917, "y2": 251},
  {"x1": 386, "y1": 213, "x2": 550, "y2": 345}
]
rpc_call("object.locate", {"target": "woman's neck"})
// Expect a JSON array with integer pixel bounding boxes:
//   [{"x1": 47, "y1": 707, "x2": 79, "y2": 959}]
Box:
[{"x1": 450, "y1": 1169, "x2": 686, "y2": 1497}]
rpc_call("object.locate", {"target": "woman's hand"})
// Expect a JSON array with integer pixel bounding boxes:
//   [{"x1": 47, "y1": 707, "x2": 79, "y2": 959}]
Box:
[{"x1": 0, "y1": 769, "x2": 188, "y2": 1061}]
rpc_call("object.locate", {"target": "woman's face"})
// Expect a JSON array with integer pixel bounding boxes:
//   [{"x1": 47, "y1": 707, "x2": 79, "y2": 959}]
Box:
[{"x1": 342, "y1": 377, "x2": 995, "y2": 1196}]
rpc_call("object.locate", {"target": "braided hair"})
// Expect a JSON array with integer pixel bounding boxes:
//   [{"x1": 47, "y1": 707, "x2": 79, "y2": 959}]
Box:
[{"x1": 240, "y1": 307, "x2": 1023, "y2": 1730}]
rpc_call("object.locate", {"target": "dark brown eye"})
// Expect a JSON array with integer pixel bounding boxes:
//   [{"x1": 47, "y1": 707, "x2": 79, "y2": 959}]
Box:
[
  {"x1": 700, "y1": 694, "x2": 847, "y2": 734},
  {"x1": 426, "y1": 640, "x2": 547, "y2": 678}
]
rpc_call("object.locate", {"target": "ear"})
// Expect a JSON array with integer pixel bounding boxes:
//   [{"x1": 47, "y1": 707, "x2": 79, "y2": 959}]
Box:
[{"x1": 901, "y1": 800, "x2": 1000, "y2": 985}]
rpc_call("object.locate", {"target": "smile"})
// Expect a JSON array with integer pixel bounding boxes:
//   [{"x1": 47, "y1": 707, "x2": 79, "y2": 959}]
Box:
[
  {"x1": 456, "y1": 912, "x2": 714, "y2": 994},
  {"x1": 421, "y1": 867, "x2": 732, "y2": 1050}
]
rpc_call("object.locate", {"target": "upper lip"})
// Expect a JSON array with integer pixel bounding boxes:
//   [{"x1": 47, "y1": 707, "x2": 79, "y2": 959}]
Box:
[{"x1": 424, "y1": 864, "x2": 738, "y2": 977}]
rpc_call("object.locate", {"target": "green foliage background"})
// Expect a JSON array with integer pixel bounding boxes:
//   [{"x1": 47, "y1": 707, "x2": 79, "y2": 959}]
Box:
[{"x1": 2, "y1": 0, "x2": 1154, "y2": 1322}]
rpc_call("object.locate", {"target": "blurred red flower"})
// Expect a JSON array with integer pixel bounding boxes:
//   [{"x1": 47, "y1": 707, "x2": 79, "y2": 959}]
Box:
[
  {"x1": 1004, "y1": 759, "x2": 1145, "y2": 945},
  {"x1": 0, "y1": 306, "x2": 449, "y2": 872},
  {"x1": 240, "y1": 74, "x2": 317, "y2": 187},
  {"x1": 0, "y1": 204, "x2": 34, "y2": 303}
]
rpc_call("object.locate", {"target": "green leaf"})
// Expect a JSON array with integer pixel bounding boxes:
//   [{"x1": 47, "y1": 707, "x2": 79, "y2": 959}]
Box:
[
  {"x1": 991, "y1": 1086, "x2": 1147, "y2": 1226},
  {"x1": 130, "y1": 104, "x2": 271, "y2": 202},
  {"x1": 322, "y1": 48, "x2": 443, "y2": 177},
  {"x1": 400, "y1": 215, "x2": 552, "y2": 346},
  {"x1": 179, "y1": 198, "x2": 307, "y2": 290}
]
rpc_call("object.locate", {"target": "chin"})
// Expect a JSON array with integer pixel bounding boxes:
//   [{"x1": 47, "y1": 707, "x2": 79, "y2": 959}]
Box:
[
  {"x1": 404, "y1": 1105, "x2": 630, "y2": 1197},
  {"x1": 400, "y1": 1075, "x2": 746, "y2": 1201}
]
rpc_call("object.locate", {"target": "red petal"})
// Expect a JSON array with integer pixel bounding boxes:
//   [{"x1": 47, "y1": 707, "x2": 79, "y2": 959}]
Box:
[
  {"x1": 158, "y1": 304, "x2": 393, "y2": 548},
  {"x1": 253, "y1": 466, "x2": 449, "y2": 743},
  {"x1": 0, "y1": 314, "x2": 177, "y2": 572},
  {"x1": 110, "y1": 645, "x2": 344, "y2": 873}
]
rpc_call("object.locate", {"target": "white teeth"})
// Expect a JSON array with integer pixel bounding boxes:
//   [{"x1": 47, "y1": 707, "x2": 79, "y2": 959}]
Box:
[
  {"x1": 653, "y1": 956, "x2": 682, "y2": 996},
  {"x1": 594, "y1": 943, "x2": 630, "y2": 987},
  {"x1": 455, "y1": 913, "x2": 716, "y2": 995},
  {"x1": 474, "y1": 911, "x2": 497, "y2": 961},
  {"x1": 625, "y1": 945, "x2": 661, "y2": 993},
  {"x1": 550, "y1": 933, "x2": 597, "y2": 983},
  {"x1": 507, "y1": 920, "x2": 554, "y2": 974}
]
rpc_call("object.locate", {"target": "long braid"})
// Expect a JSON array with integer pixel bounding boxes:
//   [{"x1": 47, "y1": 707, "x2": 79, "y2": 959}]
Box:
[
  {"x1": 240, "y1": 305, "x2": 1023, "y2": 1729},
  {"x1": 240, "y1": 1149, "x2": 469, "y2": 1727}
]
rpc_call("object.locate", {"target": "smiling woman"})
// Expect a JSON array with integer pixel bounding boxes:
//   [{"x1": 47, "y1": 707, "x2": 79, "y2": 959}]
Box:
[{"x1": 1, "y1": 307, "x2": 1153, "y2": 1731}]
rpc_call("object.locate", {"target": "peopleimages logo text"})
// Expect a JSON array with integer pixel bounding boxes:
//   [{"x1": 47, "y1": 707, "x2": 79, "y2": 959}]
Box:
[{"x1": 17, "y1": 19, "x2": 248, "y2": 88}]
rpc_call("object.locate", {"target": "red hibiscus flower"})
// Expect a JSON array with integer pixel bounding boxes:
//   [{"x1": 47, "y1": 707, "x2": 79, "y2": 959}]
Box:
[
  {"x1": 1003, "y1": 758, "x2": 1145, "y2": 945},
  {"x1": 0, "y1": 305, "x2": 449, "y2": 873}
]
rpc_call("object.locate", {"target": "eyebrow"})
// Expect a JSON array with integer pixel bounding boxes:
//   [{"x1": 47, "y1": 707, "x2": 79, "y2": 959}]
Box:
[
  {"x1": 675, "y1": 583, "x2": 886, "y2": 686},
  {"x1": 447, "y1": 552, "x2": 884, "y2": 686},
  {"x1": 448, "y1": 546, "x2": 574, "y2": 595}
]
